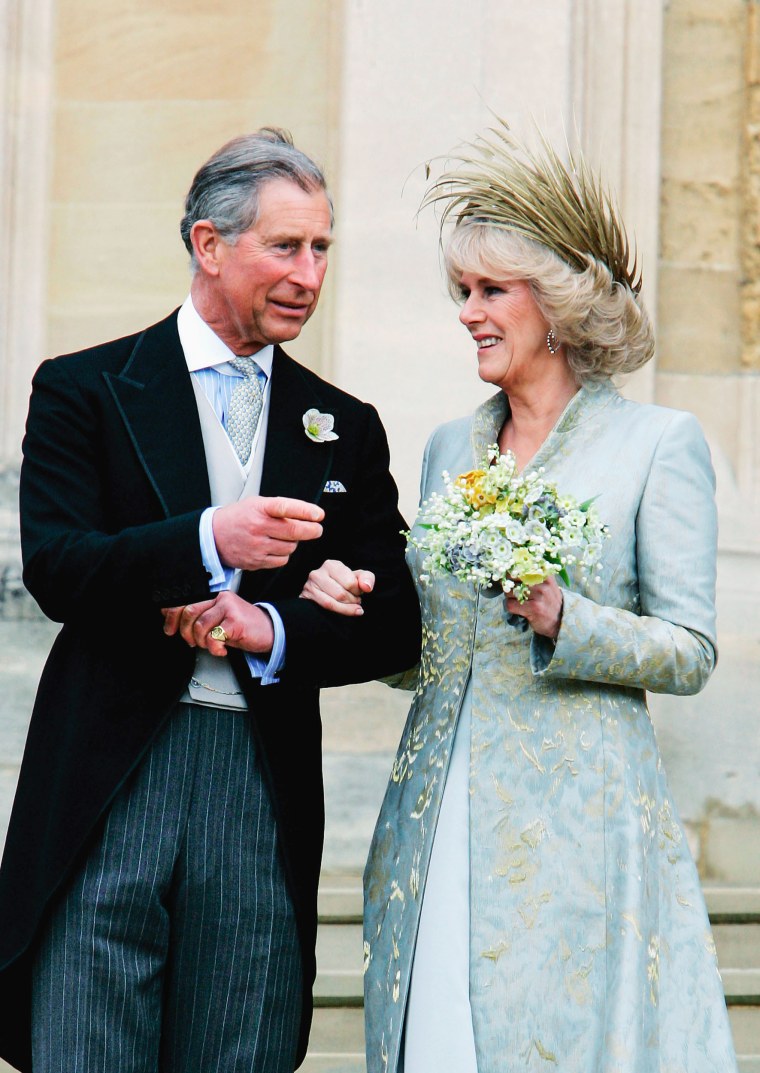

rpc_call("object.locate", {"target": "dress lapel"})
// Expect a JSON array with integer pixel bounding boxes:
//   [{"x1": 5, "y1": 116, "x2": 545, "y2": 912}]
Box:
[
  {"x1": 103, "y1": 311, "x2": 211, "y2": 518},
  {"x1": 471, "y1": 391, "x2": 509, "y2": 464}
]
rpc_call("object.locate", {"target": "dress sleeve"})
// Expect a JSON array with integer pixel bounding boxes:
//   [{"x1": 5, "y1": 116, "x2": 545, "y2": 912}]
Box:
[
  {"x1": 531, "y1": 410, "x2": 718, "y2": 696},
  {"x1": 375, "y1": 430, "x2": 439, "y2": 693}
]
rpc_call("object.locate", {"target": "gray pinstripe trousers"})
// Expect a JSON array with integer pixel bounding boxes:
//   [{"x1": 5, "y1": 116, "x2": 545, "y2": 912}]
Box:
[{"x1": 31, "y1": 703, "x2": 303, "y2": 1073}]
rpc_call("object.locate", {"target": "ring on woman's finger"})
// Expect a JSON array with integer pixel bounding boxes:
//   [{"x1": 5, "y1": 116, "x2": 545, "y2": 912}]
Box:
[{"x1": 209, "y1": 625, "x2": 229, "y2": 642}]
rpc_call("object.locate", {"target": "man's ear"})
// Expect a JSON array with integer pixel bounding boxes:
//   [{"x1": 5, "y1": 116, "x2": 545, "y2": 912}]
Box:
[{"x1": 191, "y1": 220, "x2": 222, "y2": 276}]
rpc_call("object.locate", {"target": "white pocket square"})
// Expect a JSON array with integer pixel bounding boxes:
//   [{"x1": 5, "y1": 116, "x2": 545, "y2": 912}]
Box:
[{"x1": 323, "y1": 480, "x2": 347, "y2": 493}]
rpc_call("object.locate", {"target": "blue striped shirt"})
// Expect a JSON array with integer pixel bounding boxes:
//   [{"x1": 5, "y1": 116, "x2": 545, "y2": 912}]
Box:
[{"x1": 177, "y1": 296, "x2": 284, "y2": 685}]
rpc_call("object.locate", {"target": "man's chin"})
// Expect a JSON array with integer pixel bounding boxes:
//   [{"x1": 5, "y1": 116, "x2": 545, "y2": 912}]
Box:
[
  {"x1": 271, "y1": 326, "x2": 306, "y2": 345},
  {"x1": 268, "y1": 313, "x2": 312, "y2": 342}
]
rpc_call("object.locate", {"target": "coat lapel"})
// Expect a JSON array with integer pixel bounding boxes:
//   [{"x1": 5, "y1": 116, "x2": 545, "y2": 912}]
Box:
[
  {"x1": 241, "y1": 347, "x2": 336, "y2": 603},
  {"x1": 259, "y1": 347, "x2": 336, "y2": 502},
  {"x1": 103, "y1": 312, "x2": 211, "y2": 518},
  {"x1": 106, "y1": 327, "x2": 334, "y2": 600}
]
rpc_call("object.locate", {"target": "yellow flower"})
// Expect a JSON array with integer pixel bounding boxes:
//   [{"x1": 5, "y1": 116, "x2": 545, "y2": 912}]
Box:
[
  {"x1": 517, "y1": 571, "x2": 546, "y2": 587},
  {"x1": 456, "y1": 469, "x2": 498, "y2": 509},
  {"x1": 510, "y1": 549, "x2": 546, "y2": 586}
]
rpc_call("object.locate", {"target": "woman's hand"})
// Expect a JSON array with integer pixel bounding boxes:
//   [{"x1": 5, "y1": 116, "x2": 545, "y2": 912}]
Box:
[
  {"x1": 299, "y1": 559, "x2": 375, "y2": 616},
  {"x1": 505, "y1": 575, "x2": 564, "y2": 639}
]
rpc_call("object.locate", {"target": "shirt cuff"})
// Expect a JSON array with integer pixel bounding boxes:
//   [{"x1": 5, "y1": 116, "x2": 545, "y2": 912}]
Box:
[
  {"x1": 245, "y1": 603, "x2": 286, "y2": 686},
  {"x1": 199, "y1": 506, "x2": 235, "y2": 590}
]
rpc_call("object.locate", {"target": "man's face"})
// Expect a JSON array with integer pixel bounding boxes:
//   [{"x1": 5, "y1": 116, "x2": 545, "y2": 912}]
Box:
[{"x1": 206, "y1": 178, "x2": 333, "y2": 354}]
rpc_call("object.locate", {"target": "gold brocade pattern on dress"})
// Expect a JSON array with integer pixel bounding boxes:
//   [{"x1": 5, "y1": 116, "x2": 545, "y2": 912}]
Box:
[{"x1": 363, "y1": 383, "x2": 738, "y2": 1073}]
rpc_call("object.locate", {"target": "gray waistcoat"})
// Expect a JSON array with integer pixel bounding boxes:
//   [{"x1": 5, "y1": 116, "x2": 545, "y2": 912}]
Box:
[{"x1": 180, "y1": 375, "x2": 267, "y2": 709}]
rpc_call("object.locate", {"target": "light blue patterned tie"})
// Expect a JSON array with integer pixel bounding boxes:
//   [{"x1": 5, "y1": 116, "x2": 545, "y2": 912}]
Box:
[{"x1": 227, "y1": 356, "x2": 264, "y2": 464}]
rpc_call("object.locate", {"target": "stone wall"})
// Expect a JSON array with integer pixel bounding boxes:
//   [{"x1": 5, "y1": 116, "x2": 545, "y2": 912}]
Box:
[
  {"x1": 651, "y1": 0, "x2": 760, "y2": 883},
  {"x1": 0, "y1": 0, "x2": 757, "y2": 882}
]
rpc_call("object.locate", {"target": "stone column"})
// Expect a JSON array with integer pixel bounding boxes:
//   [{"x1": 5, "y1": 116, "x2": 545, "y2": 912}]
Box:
[
  {"x1": 652, "y1": 0, "x2": 760, "y2": 882},
  {"x1": 570, "y1": 0, "x2": 664, "y2": 402},
  {"x1": 332, "y1": 0, "x2": 664, "y2": 520},
  {"x1": 0, "y1": 0, "x2": 54, "y2": 466},
  {"x1": 0, "y1": 0, "x2": 54, "y2": 616}
]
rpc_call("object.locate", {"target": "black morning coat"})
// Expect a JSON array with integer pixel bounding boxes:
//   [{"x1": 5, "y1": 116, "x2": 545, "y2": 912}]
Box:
[{"x1": 0, "y1": 310, "x2": 421, "y2": 1072}]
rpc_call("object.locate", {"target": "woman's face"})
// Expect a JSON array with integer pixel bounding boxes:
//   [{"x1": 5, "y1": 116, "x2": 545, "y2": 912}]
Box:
[{"x1": 457, "y1": 271, "x2": 551, "y2": 393}]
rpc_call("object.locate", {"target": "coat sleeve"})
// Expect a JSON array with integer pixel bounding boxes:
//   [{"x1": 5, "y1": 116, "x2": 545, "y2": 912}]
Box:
[
  {"x1": 19, "y1": 358, "x2": 211, "y2": 623},
  {"x1": 269, "y1": 402, "x2": 422, "y2": 687},
  {"x1": 532, "y1": 410, "x2": 718, "y2": 696}
]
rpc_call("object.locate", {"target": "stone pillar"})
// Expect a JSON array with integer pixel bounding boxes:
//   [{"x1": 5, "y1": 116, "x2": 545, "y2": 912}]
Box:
[
  {"x1": 570, "y1": 0, "x2": 664, "y2": 402},
  {"x1": 652, "y1": 0, "x2": 760, "y2": 883},
  {"x1": 46, "y1": 0, "x2": 338, "y2": 371},
  {"x1": 0, "y1": 0, "x2": 54, "y2": 616},
  {"x1": 740, "y1": 1, "x2": 760, "y2": 514},
  {"x1": 0, "y1": 0, "x2": 54, "y2": 466},
  {"x1": 0, "y1": 0, "x2": 338, "y2": 613},
  {"x1": 332, "y1": 0, "x2": 664, "y2": 520}
]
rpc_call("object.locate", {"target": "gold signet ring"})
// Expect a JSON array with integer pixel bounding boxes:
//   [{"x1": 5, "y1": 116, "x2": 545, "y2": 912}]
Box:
[{"x1": 210, "y1": 625, "x2": 229, "y2": 642}]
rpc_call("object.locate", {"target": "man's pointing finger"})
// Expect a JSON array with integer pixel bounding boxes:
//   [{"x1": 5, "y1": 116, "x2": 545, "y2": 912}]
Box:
[{"x1": 266, "y1": 496, "x2": 325, "y2": 523}]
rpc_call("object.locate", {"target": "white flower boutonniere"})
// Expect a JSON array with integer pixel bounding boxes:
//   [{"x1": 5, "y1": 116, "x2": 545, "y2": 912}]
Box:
[{"x1": 303, "y1": 408, "x2": 339, "y2": 443}]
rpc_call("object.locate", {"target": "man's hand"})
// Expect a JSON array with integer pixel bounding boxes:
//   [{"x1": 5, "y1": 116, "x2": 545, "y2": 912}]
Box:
[
  {"x1": 162, "y1": 591, "x2": 275, "y2": 655},
  {"x1": 213, "y1": 496, "x2": 325, "y2": 571},
  {"x1": 299, "y1": 559, "x2": 375, "y2": 616}
]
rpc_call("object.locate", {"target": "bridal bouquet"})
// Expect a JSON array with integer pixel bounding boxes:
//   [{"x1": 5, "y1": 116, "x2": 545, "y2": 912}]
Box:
[{"x1": 409, "y1": 444, "x2": 609, "y2": 602}]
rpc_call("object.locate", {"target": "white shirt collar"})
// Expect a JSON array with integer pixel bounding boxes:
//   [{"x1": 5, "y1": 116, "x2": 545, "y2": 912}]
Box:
[{"x1": 177, "y1": 295, "x2": 274, "y2": 378}]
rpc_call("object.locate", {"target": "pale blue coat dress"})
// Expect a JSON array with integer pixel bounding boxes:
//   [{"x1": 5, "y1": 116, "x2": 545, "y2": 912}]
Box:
[{"x1": 363, "y1": 382, "x2": 739, "y2": 1073}]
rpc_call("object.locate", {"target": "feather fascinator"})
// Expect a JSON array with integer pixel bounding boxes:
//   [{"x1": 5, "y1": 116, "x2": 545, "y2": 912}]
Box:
[{"x1": 420, "y1": 118, "x2": 642, "y2": 295}]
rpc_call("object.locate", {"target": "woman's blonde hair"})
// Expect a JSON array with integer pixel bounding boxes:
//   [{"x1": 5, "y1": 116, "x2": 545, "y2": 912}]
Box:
[
  {"x1": 444, "y1": 221, "x2": 654, "y2": 384},
  {"x1": 421, "y1": 118, "x2": 655, "y2": 382}
]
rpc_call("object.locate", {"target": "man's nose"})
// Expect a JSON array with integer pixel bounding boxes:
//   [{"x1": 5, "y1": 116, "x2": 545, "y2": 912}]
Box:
[{"x1": 289, "y1": 249, "x2": 323, "y2": 291}]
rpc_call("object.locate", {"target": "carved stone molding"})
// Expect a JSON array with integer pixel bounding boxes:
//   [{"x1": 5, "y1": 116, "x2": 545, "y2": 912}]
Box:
[
  {"x1": 742, "y1": 0, "x2": 760, "y2": 373},
  {"x1": 570, "y1": 0, "x2": 664, "y2": 403},
  {"x1": 0, "y1": 0, "x2": 54, "y2": 466}
]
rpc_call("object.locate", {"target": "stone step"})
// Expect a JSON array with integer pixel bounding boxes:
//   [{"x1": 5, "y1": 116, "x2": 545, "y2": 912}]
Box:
[
  {"x1": 723, "y1": 969, "x2": 760, "y2": 1003},
  {"x1": 316, "y1": 878, "x2": 760, "y2": 994},
  {"x1": 315, "y1": 920, "x2": 363, "y2": 1005},
  {"x1": 732, "y1": 1006, "x2": 760, "y2": 1062},
  {"x1": 303, "y1": 1007, "x2": 365, "y2": 1073},
  {"x1": 305, "y1": 1005, "x2": 760, "y2": 1072},
  {"x1": 715, "y1": 924, "x2": 760, "y2": 969},
  {"x1": 314, "y1": 921, "x2": 760, "y2": 1004},
  {"x1": 321, "y1": 880, "x2": 760, "y2": 925},
  {"x1": 309, "y1": 876, "x2": 760, "y2": 1069},
  {"x1": 300, "y1": 1059, "x2": 365, "y2": 1073},
  {"x1": 318, "y1": 873, "x2": 362, "y2": 924},
  {"x1": 705, "y1": 886, "x2": 760, "y2": 923}
]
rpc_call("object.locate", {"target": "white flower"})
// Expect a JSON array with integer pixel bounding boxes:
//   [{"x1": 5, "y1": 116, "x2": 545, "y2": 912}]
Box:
[
  {"x1": 303, "y1": 408, "x2": 338, "y2": 443},
  {"x1": 407, "y1": 442, "x2": 610, "y2": 602},
  {"x1": 504, "y1": 519, "x2": 527, "y2": 543}
]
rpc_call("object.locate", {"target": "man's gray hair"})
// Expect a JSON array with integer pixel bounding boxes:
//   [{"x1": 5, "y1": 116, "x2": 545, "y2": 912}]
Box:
[{"x1": 180, "y1": 127, "x2": 332, "y2": 270}]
